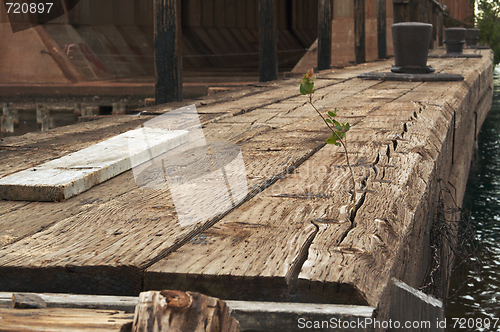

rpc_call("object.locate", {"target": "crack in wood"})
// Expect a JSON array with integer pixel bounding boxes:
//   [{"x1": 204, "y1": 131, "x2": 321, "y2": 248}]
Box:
[
  {"x1": 137, "y1": 142, "x2": 327, "y2": 271},
  {"x1": 286, "y1": 220, "x2": 319, "y2": 298}
]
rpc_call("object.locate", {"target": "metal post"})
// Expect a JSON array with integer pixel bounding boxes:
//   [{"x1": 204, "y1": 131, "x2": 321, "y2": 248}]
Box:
[
  {"x1": 354, "y1": 0, "x2": 366, "y2": 64},
  {"x1": 318, "y1": 0, "x2": 333, "y2": 70},
  {"x1": 377, "y1": 0, "x2": 387, "y2": 59},
  {"x1": 259, "y1": 0, "x2": 278, "y2": 82},
  {"x1": 154, "y1": 0, "x2": 183, "y2": 104}
]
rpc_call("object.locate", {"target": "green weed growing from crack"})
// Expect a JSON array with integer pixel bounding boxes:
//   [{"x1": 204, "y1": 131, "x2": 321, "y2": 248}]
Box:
[{"x1": 300, "y1": 69, "x2": 357, "y2": 215}]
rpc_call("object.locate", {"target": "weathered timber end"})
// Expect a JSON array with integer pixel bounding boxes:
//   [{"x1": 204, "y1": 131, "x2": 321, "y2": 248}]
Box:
[{"x1": 0, "y1": 49, "x2": 494, "y2": 324}]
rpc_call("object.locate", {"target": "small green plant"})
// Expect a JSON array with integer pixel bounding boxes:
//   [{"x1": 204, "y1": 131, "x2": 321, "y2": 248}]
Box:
[{"x1": 300, "y1": 69, "x2": 357, "y2": 215}]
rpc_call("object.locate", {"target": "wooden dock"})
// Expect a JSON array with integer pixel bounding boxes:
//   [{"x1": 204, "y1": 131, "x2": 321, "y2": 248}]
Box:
[{"x1": 0, "y1": 48, "x2": 494, "y2": 323}]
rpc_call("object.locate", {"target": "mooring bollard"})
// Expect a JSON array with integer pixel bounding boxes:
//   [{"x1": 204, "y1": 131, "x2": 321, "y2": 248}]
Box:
[
  {"x1": 391, "y1": 22, "x2": 435, "y2": 74},
  {"x1": 465, "y1": 28, "x2": 480, "y2": 47},
  {"x1": 444, "y1": 27, "x2": 466, "y2": 54}
]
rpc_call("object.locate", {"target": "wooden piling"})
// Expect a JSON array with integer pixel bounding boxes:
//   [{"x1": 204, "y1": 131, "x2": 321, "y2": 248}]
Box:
[
  {"x1": 154, "y1": 0, "x2": 183, "y2": 104},
  {"x1": 259, "y1": 0, "x2": 278, "y2": 82},
  {"x1": 438, "y1": 10, "x2": 444, "y2": 46},
  {"x1": 393, "y1": 0, "x2": 409, "y2": 24},
  {"x1": 409, "y1": 0, "x2": 419, "y2": 22},
  {"x1": 431, "y1": 5, "x2": 438, "y2": 49},
  {"x1": 317, "y1": 0, "x2": 332, "y2": 70},
  {"x1": 377, "y1": 0, "x2": 387, "y2": 59},
  {"x1": 354, "y1": 0, "x2": 365, "y2": 64}
]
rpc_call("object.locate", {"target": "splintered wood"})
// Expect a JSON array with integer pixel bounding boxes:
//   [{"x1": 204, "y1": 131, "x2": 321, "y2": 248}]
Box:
[
  {"x1": 132, "y1": 290, "x2": 239, "y2": 332},
  {"x1": 0, "y1": 50, "x2": 494, "y2": 316}
]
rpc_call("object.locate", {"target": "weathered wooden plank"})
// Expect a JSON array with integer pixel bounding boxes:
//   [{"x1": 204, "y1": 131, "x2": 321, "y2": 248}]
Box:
[
  {"x1": 390, "y1": 278, "x2": 444, "y2": 330},
  {"x1": 142, "y1": 50, "x2": 492, "y2": 317},
  {"x1": 144, "y1": 140, "x2": 385, "y2": 303},
  {"x1": 0, "y1": 50, "x2": 492, "y2": 321},
  {"x1": 0, "y1": 307, "x2": 133, "y2": 331},
  {"x1": 0, "y1": 115, "x2": 328, "y2": 296},
  {"x1": 0, "y1": 292, "x2": 139, "y2": 312},
  {"x1": 0, "y1": 128, "x2": 188, "y2": 202},
  {"x1": 229, "y1": 300, "x2": 375, "y2": 332}
]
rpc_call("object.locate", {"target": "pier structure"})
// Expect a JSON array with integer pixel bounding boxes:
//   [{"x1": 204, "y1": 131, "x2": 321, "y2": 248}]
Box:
[
  {"x1": 0, "y1": 47, "x2": 494, "y2": 329},
  {"x1": 0, "y1": 0, "x2": 473, "y2": 107}
]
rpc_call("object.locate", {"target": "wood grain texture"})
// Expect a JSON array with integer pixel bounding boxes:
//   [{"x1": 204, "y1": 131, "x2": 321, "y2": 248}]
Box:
[
  {"x1": 0, "y1": 50, "x2": 493, "y2": 318},
  {"x1": 131, "y1": 291, "x2": 239, "y2": 332},
  {"x1": 145, "y1": 49, "x2": 494, "y2": 312},
  {"x1": 0, "y1": 307, "x2": 133, "y2": 332}
]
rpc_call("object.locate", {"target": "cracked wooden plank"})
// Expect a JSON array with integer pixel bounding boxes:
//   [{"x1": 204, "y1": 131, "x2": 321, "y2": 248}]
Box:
[
  {"x1": 0, "y1": 108, "x2": 327, "y2": 295},
  {"x1": 143, "y1": 49, "x2": 493, "y2": 315},
  {"x1": 0, "y1": 50, "x2": 493, "y2": 320}
]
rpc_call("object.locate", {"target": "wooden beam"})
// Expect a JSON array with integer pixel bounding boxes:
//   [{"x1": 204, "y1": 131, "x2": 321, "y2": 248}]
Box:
[
  {"x1": 259, "y1": 0, "x2": 278, "y2": 82},
  {"x1": 154, "y1": 0, "x2": 183, "y2": 104},
  {"x1": 390, "y1": 278, "x2": 444, "y2": 326},
  {"x1": 419, "y1": 0, "x2": 428, "y2": 23},
  {"x1": 317, "y1": 0, "x2": 332, "y2": 70},
  {"x1": 409, "y1": 0, "x2": 419, "y2": 22},
  {"x1": 377, "y1": 0, "x2": 387, "y2": 59},
  {"x1": 393, "y1": 0, "x2": 409, "y2": 24},
  {"x1": 438, "y1": 10, "x2": 444, "y2": 46},
  {"x1": 431, "y1": 5, "x2": 438, "y2": 49},
  {"x1": 354, "y1": 0, "x2": 365, "y2": 64}
]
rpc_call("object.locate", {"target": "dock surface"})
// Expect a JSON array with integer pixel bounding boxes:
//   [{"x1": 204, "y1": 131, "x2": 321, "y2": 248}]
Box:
[{"x1": 0, "y1": 48, "x2": 494, "y2": 321}]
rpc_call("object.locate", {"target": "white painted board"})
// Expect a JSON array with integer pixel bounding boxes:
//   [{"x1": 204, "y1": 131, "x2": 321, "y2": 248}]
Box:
[{"x1": 0, "y1": 128, "x2": 188, "y2": 201}]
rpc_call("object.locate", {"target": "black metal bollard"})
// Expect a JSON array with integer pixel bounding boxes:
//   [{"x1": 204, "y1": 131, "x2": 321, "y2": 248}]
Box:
[
  {"x1": 444, "y1": 27, "x2": 466, "y2": 54},
  {"x1": 391, "y1": 22, "x2": 435, "y2": 74}
]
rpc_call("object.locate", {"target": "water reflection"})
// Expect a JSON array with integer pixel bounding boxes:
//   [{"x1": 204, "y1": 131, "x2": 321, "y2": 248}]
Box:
[
  {"x1": 0, "y1": 103, "x2": 17, "y2": 134},
  {"x1": 0, "y1": 106, "x2": 77, "y2": 139},
  {"x1": 447, "y1": 65, "x2": 500, "y2": 330},
  {"x1": 36, "y1": 104, "x2": 55, "y2": 132}
]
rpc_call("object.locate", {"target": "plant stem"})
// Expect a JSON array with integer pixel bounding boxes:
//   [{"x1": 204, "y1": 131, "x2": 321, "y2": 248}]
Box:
[{"x1": 307, "y1": 98, "x2": 357, "y2": 215}]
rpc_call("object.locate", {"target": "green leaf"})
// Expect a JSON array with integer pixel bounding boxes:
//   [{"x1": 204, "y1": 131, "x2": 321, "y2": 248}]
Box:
[
  {"x1": 299, "y1": 82, "x2": 308, "y2": 95},
  {"x1": 335, "y1": 142, "x2": 341, "y2": 147},
  {"x1": 335, "y1": 123, "x2": 342, "y2": 131},
  {"x1": 326, "y1": 136, "x2": 337, "y2": 145},
  {"x1": 327, "y1": 111, "x2": 336, "y2": 118},
  {"x1": 345, "y1": 122, "x2": 350, "y2": 131},
  {"x1": 325, "y1": 118, "x2": 333, "y2": 124},
  {"x1": 300, "y1": 82, "x2": 315, "y2": 95}
]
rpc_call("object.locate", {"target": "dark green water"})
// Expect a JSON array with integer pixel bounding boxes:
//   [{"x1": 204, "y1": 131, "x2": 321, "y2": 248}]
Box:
[{"x1": 446, "y1": 65, "x2": 500, "y2": 330}]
